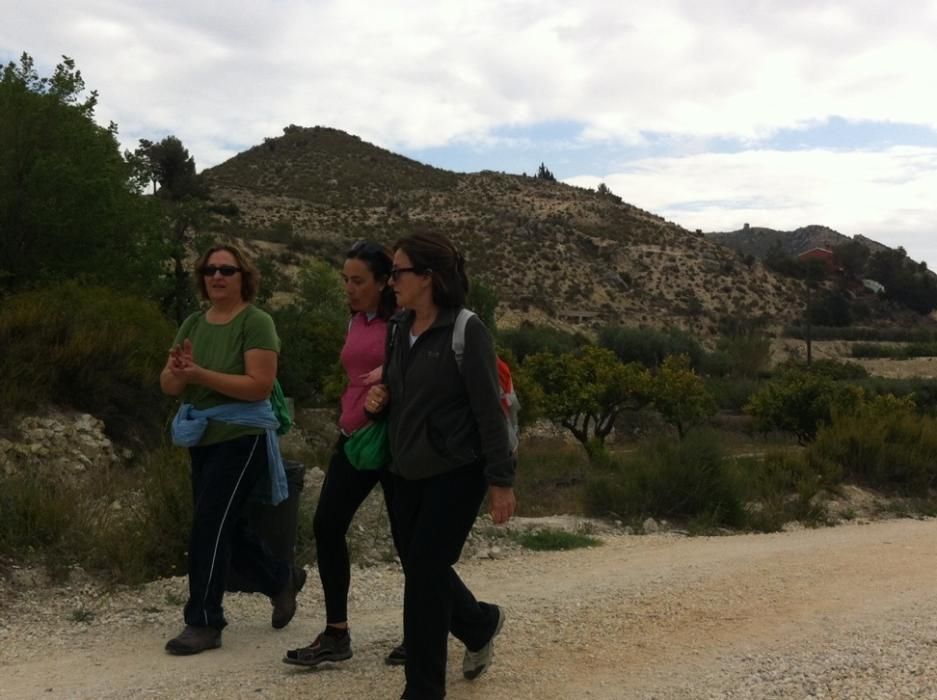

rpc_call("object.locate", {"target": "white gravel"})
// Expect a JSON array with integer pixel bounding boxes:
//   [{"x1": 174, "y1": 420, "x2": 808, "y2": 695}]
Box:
[{"x1": 2, "y1": 517, "x2": 937, "y2": 699}]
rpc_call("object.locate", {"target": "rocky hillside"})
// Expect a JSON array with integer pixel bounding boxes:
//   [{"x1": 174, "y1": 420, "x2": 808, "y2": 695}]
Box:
[
  {"x1": 201, "y1": 126, "x2": 805, "y2": 336},
  {"x1": 707, "y1": 224, "x2": 890, "y2": 261}
]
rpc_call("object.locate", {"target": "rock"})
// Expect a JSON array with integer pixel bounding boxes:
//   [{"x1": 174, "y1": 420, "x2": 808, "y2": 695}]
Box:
[{"x1": 642, "y1": 517, "x2": 660, "y2": 534}]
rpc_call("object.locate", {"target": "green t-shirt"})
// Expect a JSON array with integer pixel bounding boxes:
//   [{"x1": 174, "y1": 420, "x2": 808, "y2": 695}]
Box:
[{"x1": 173, "y1": 305, "x2": 281, "y2": 446}]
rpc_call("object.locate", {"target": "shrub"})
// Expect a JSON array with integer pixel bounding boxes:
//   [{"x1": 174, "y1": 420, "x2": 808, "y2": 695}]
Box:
[
  {"x1": 809, "y1": 396, "x2": 937, "y2": 494},
  {"x1": 0, "y1": 283, "x2": 175, "y2": 446},
  {"x1": 498, "y1": 324, "x2": 587, "y2": 364},
  {"x1": 705, "y1": 377, "x2": 765, "y2": 411},
  {"x1": 598, "y1": 325, "x2": 704, "y2": 370},
  {"x1": 775, "y1": 358, "x2": 869, "y2": 380},
  {"x1": 585, "y1": 430, "x2": 745, "y2": 527},
  {"x1": 728, "y1": 450, "x2": 830, "y2": 531},
  {"x1": 745, "y1": 371, "x2": 864, "y2": 443},
  {"x1": 514, "y1": 529, "x2": 601, "y2": 551}
]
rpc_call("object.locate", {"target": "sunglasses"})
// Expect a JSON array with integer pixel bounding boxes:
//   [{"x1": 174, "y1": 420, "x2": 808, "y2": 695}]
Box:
[
  {"x1": 200, "y1": 265, "x2": 242, "y2": 277},
  {"x1": 390, "y1": 267, "x2": 427, "y2": 281}
]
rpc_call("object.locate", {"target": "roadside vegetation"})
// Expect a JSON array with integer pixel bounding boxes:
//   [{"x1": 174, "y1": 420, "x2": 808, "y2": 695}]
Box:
[{"x1": 3, "y1": 53, "x2": 937, "y2": 588}]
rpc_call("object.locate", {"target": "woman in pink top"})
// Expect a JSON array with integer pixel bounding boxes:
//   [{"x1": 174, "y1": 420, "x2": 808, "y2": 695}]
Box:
[{"x1": 284, "y1": 240, "x2": 404, "y2": 668}]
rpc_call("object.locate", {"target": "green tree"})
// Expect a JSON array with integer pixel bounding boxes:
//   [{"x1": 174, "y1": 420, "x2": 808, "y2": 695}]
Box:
[
  {"x1": 535, "y1": 162, "x2": 556, "y2": 181},
  {"x1": 745, "y1": 370, "x2": 864, "y2": 444},
  {"x1": 524, "y1": 346, "x2": 651, "y2": 462},
  {"x1": 466, "y1": 278, "x2": 499, "y2": 335},
  {"x1": 650, "y1": 354, "x2": 717, "y2": 438},
  {"x1": 272, "y1": 261, "x2": 347, "y2": 402},
  {"x1": 0, "y1": 53, "x2": 162, "y2": 296}
]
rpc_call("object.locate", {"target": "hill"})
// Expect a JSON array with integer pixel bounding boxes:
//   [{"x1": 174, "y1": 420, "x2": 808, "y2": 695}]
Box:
[
  {"x1": 706, "y1": 224, "x2": 890, "y2": 261},
  {"x1": 201, "y1": 126, "x2": 805, "y2": 336}
]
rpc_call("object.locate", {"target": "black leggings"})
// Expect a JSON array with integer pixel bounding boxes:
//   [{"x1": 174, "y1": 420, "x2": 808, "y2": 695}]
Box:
[
  {"x1": 393, "y1": 463, "x2": 500, "y2": 700},
  {"x1": 313, "y1": 438, "x2": 399, "y2": 624},
  {"x1": 184, "y1": 433, "x2": 290, "y2": 629}
]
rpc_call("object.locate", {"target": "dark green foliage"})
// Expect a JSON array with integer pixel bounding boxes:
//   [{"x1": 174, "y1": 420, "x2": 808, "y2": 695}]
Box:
[
  {"x1": 832, "y1": 240, "x2": 870, "y2": 279},
  {"x1": 809, "y1": 397, "x2": 937, "y2": 493},
  {"x1": 728, "y1": 450, "x2": 829, "y2": 532},
  {"x1": 851, "y1": 342, "x2": 937, "y2": 359},
  {"x1": 131, "y1": 136, "x2": 206, "y2": 200},
  {"x1": 535, "y1": 162, "x2": 556, "y2": 181},
  {"x1": 867, "y1": 247, "x2": 937, "y2": 315},
  {"x1": 585, "y1": 430, "x2": 745, "y2": 527},
  {"x1": 499, "y1": 323, "x2": 587, "y2": 363},
  {"x1": 467, "y1": 278, "x2": 499, "y2": 335},
  {"x1": 514, "y1": 529, "x2": 601, "y2": 551},
  {"x1": 783, "y1": 326, "x2": 937, "y2": 342},
  {"x1": 704, "y1": 377, "x2": 765, "y2": 411},
  {"x1": 745, "y1": 370, "x2": 863, "y2": 444},
  {"x1": 0, "y1": 54, "x2": 164, "y2": 297},
  {"x1": 776, "y1": 358, "x2": 869, "y2": 381},
  {"x1": 272, "y1": 261, "x2": 347, "y2": 403},
  {"x1": 0, "y1": 283, "x2": 175, "y2": 446},
  {"x1": 853, "y1": 378, "x2": 937, "y2": 415},
  {"x1": 711, "y1": 329, "x2": 772, "y2": 379},
  {"x1": 806, "y1": 288, "x2": 852, "y2": 326},
  {"x1": 598, "y1": 325, "x2": 704, "y2": 370}
]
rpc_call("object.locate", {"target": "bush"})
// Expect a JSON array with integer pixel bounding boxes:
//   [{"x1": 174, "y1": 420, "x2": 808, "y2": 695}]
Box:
[
  {"x1": 854, "y1": 378, "x2": 937, "y2": 415},
  {"x1": 498, "y1": 323, "x2": 587, "y2": 364},
  {"x1": 705, "y1": 377, "x2": 765, "y2": 411},
  {"x1": 728, "y1": 450, "x2": 830, "y2": 531},
  {"x1": 585, "y1": 430, "x2": 745, "y2": 527},
  {"x1": 0, "y1": 283, "x2": 175, "y2": 446},
  {"x1": 598, "y1": 325, "x2": 704, "y2": 370},
  {"x1": 775, "y1": 358, "x2": 869, "y2": 380},
  {"x1": 808, "y1": 396, "x2": 937, "y2": 494},
  {"x1": 851, "y1": 342, "x2": 937, "y2": 359},
  {"x1": 745, "y1": 371, "x2": 863, "y2": 443},
  {"x1": 783, "y1": 326, "x2": 937, "y2": 342}
]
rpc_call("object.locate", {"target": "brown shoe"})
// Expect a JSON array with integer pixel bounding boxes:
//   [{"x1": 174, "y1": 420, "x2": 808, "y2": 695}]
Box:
[
  {"x1": 165, "y1": 625, "x2": 222, "y2": 655},
  {"x1": 271, "y1": 566, "x2": 307, "y2": 629}
]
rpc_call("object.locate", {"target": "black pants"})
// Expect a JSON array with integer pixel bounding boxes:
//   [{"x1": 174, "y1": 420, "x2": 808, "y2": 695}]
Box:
[
  {"x1": 313, "y1": 437, "x2": 399, "y2": 624},
  {"x1": 184, "y1": 433, "x2": 290, "y2": 629},
  {"x1": 393, "y1": 463, "x2": 500, "y2": 700}
]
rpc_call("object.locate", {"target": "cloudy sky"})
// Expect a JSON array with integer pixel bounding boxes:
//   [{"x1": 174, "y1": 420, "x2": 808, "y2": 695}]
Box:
[{"x1": 4, "y1": 0, "x2": 937, "y2": 268}]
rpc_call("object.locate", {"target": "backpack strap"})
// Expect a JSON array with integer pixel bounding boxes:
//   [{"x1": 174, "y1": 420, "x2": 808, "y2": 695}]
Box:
[{"x1": 451, "y1": 308, "x2": 475, "y2": 373}]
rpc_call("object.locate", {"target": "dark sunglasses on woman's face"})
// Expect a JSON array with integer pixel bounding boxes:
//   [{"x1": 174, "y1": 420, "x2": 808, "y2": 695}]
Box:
[
  {"x1": 390, "y1": 267, "x2": 426, "y2": 281},
  {"x1": 200, "y1": 264, "x2": 242, "y2": 277}
]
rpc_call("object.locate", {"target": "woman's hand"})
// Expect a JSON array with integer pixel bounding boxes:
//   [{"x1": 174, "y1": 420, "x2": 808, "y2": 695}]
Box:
[
  {"x1": 361, "y1": 366, "x2": 383, "y2": 386},
  {"x1": 488, "y1": 485, "x2": 516, "y2": 525},
  {"x1": 168, "y1": 339, "x2": 203, "y2": 382},
  {"x1": 365, "y1": 384, "x2": 389, "y2": 414}
]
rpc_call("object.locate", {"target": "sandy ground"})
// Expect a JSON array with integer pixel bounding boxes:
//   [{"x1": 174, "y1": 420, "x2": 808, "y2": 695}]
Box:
[{"x1": 2, "y1": 517, "x2": 937, "y2": 699}]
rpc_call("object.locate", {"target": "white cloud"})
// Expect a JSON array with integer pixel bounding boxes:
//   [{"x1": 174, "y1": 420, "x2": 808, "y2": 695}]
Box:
[{"x1": 565, "y1": 146, "x2": 937, "y2": 269}]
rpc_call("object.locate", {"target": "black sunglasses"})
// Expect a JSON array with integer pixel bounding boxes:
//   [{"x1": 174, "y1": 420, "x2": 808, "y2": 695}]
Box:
[
  {"x1": 390, "y1": 267, "x2": 428, "y2": 281},
  {"x1": 200, "y1": 264, "x2": 242, "y2": 277}
]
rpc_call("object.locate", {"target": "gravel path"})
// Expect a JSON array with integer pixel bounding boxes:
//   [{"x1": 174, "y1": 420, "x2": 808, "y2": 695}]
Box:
[{"x1": 2, "y1": 517, "x2": 937, "y2": 699}]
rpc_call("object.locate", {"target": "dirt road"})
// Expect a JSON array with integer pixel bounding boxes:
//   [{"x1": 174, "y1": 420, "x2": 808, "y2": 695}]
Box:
[{"x1": 2, "y1": 518, "x2": 936, "y2": 699}]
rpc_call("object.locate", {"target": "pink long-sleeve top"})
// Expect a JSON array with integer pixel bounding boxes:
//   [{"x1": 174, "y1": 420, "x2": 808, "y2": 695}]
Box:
[{"x1": 338, "y1": 312, "x2": 388, "y2": 435}]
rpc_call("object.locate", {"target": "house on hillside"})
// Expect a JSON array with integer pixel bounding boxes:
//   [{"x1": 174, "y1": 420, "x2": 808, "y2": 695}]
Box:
[{"x1": 797, "y1": 246, "x2": 836, "y2": 274}]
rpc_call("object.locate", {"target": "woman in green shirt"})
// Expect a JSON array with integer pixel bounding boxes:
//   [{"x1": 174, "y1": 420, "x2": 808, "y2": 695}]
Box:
[{"x1": 160, "y1": 243, "x2": 303, "y2": 655}]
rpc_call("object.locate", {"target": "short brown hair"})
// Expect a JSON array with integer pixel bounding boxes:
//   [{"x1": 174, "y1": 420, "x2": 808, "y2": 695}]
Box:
[
  {"x1": 394, "y1": 232, "x2": 468, "y2": 309},
  {"x1": 193, "y1": 243, "x2": 261, "y2": 302}
]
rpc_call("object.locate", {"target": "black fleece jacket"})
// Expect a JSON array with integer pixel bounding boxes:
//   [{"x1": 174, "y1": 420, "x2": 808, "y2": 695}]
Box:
[{"x1": 381, "y1": 307, "x2": 514, "y2": 486}]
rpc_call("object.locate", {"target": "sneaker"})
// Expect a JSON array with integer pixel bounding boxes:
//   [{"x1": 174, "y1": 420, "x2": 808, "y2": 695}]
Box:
[
  {"x1": 385, "y1": 641, "x2": 406, "y2": 666},
  {"x1": 271, "y1": 566, "x2": 307, "y2": 629},
  {"x1": 283, "y1": 631, "x2": 353, "y2": 667},
  {"x1": 462, "y1": 605, "x2": 504, "y2": 680},
  {"x1": 165, "y1": 625, "x2": 222, "y2": 655}
]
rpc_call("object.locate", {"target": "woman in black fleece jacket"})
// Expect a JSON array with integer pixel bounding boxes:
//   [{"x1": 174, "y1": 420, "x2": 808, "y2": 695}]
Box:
[{"x1": 366, "y1": 232, "x2": 515, "y2": 700}]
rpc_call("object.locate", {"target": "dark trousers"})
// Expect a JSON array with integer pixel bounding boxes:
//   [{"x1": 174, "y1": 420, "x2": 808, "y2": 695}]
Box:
[
  {"x1": 393, "y1": 463, "x2": 500, "y2": 700},
  {"x1": 184, "y1": 433, "x2": 290, "y2": 629},
  {"x1": 313, "y1": 437, "x2": 399, "y2": 624}
]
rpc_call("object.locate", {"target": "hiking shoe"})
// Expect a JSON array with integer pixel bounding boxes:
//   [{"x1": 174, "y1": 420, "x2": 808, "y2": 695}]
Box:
[
  {"x1": 283, "y1": 631, "x2": 353, "y2": 667},
  {"x1": 165, "y1": 625, "x2": 222, "y2": 655},
  {"x1": 271, "y1": 565, "x2": 307, "y2": 629},
  {"x1": 462, "y1": 605, "x2": 504, "y2": 680},
  {"x1": 385, "y1": 641, "x2": 406, "y2": 666}
]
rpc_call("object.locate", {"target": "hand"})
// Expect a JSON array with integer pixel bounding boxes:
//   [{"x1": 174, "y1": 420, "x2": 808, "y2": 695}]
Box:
[
  {"x1": 365, "y1": 384, "x2": 389, "y2": 414},
  {"x1": 168, "y1": 339, "x2": 202, "y2": 382},
  {"x1": 488, "y1": 486, "x2": 516, "y2": 525},
  {"x1": 360, "y1": 366, "x2": 383, "y2": 386}
]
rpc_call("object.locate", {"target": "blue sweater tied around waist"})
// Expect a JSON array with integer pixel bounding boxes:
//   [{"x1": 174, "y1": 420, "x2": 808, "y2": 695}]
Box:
[{"x1": 171, "y1": 400, "x2": 288, "y2": 505}]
